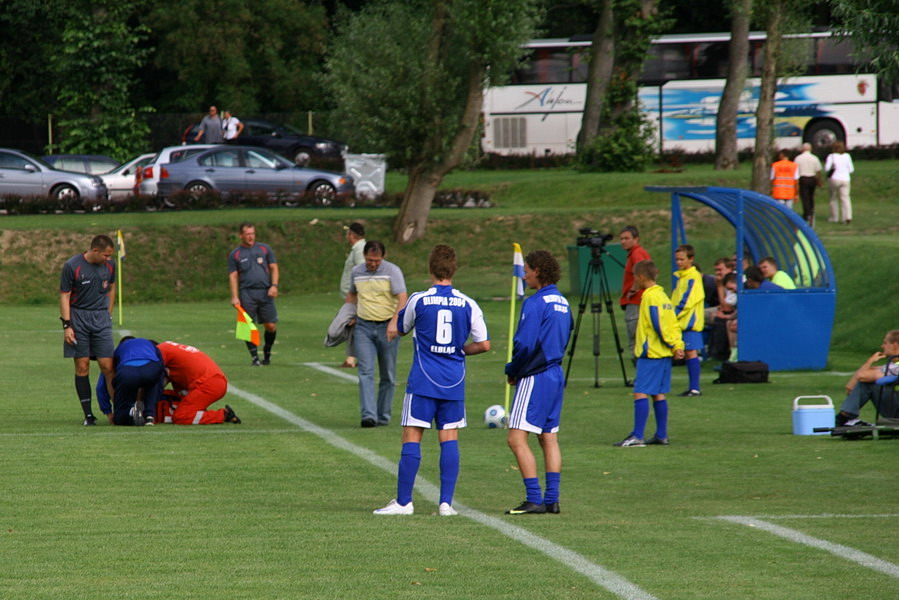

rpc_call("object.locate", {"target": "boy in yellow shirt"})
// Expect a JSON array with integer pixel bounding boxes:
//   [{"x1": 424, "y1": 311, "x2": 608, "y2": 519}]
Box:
[
  {"x1": 672, "y1": 245, "x2": 705, "y2": 397},
  {"x1": 614, "y1": 260, "x2": 684, "y2": 447}
]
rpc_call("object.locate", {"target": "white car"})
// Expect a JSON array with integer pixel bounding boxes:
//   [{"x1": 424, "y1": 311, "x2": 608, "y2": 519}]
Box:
[
  {"x1": 139, "y1": 145, "x2": 219, "y2": 196},
  {"x1": 100, "y1": 152, "x2": 155, "y2": 200}
]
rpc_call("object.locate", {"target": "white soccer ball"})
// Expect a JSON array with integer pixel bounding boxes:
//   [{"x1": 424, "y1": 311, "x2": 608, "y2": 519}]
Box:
[{"x1": 484, "y1": 405, "x2": 507, "y2": 428}]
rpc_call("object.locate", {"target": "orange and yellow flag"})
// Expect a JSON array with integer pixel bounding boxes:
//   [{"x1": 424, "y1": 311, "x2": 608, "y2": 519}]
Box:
[{"x1": 235, "y1": 305, "x2": 261, "y2": 346}]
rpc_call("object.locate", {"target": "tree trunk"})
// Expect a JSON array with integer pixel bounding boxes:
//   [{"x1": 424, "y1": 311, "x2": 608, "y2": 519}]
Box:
[
  {"x1": 751, "y1": 0, "x2": 783, "y2": 193},
  {"x1": 576, "y1": 0, "x2": 614, "y2": 152},
  {"x1": 715, "y1": 0, "x2": 752, "y2": 170},
  {"x1": 604, "y1": 0, "x2": 658, "y2": 128},
  {"x1": 392, "y1": 63, "x2": 485, "y2": 244}
]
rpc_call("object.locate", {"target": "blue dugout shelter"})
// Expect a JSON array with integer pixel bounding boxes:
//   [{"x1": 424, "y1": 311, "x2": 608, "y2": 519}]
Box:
[{"x1": 646, "y1": 186, "x2": 836, "y2": 371}]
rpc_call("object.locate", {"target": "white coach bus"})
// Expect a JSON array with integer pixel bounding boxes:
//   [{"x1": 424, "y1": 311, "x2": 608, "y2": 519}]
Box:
[{"x1": 482, "y1": 31, "x2": 899, "y2": 156}]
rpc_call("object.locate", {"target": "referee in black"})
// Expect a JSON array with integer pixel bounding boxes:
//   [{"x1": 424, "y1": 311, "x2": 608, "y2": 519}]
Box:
[{"x1": 59, "y1": 234, "x2": 117, "y2": 425}]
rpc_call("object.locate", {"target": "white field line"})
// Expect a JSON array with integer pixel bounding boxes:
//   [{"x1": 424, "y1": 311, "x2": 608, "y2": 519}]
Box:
[
  {"x1": 300, "y1": 362, "x2": 359, "y2": 382},
  {"x1": 708, "y1": 515, "x2": 899, "y2": 579},
  {"x1": 227, "y1": 382, "x2": 660, "y2": 600}
]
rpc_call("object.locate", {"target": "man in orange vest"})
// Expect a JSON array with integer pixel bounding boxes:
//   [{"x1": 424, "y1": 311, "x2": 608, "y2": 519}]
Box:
[{"x1": 770, "y1": 149, "x2": 799, "y2": 208}]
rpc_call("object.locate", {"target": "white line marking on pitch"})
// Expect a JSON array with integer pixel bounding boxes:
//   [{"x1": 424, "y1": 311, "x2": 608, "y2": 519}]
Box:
[
  {"x1": 228, "y1": 383, "x2": 659, "y2": 600},
  {"x1": 301, "y1": 362, "x2": 359, "y2": 382},
  {"x1": 708, "y1": 516, "x2": 899, "y2": 579}
]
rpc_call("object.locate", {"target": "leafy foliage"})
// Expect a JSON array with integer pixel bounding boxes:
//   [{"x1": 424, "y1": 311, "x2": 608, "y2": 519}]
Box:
[
  {"x1": 578, "y1": 112, "x2": 656, "y2": 172},
  {"x1": 830, "y1": 0, "x2": 899, "y2": 83},
  {"x1": 53, "y1": 1, "x2": 152, "y2": 160}
]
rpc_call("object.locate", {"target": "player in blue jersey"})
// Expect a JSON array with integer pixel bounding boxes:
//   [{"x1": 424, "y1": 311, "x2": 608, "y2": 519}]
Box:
[
  {"x1": 373, "y1": 245, "x2": 490, "y2": 516},
  {"x1": 96, "y1": 336, "x2": 164, "y2": 426},
  {"x1": 504, "y1": 250, "x2": 573, "y2": 515}
]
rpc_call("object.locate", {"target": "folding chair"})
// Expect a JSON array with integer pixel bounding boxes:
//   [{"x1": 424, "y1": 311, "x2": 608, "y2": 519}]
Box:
[{"x1": 871, "y1": 355, "x2": 899, "y2": 440}]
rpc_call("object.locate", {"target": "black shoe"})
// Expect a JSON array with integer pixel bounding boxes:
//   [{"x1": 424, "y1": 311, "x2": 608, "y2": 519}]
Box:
[
  {"x1": 132, "y1": 400, "x2": 146, "y2": 426},
  {"x1": 677, "y1": 389, "x2": 702, "y2": 397},
  {"x1": 83, "y1": 415, "x2": 97, "y2": 426},
  {"x1": 251, "y1": 358, "x2": 261, "y2": 367},
  {"x1": 224, "y1": 404, "x2": 242, "y2": 424},
  {"x1": 361, "y1": 418, "x2": 377, "y2": 428},
  {"x1": 646, "y1": 436, "x2": 670, "y2": 445},
  {"x1": 261, "y1": 357, "x2": 270, "y2": 366},
  {"x1": 505, "y1": 501, "x2": 546, "y2": 515},
  {"x1": 544, "y1": 502, "x2": 560, "y2": 514}
]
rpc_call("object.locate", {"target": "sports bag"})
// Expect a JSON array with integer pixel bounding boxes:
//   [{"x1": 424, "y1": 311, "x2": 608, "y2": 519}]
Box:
[{"x1": 713, "y1": 360, "x2": 769, "y2": 384}]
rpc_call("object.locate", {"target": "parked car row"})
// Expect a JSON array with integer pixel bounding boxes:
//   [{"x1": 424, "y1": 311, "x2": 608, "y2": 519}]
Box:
[{"x1": 1, "y1": 119, "x2": 354, "y2": 209}]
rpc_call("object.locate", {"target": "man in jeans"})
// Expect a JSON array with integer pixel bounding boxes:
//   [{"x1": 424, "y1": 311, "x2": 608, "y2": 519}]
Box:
[{"x1": 345, "y1": 241, "x2": 407, "y2": 428}]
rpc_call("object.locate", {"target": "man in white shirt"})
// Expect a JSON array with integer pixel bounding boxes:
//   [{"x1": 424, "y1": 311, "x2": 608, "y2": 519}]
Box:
[
  {"x1": 222, "y1": 110, "x2": 244, "y2": 140},
  {"x1": 794, "y1": 143, "x2": 822, "y2": 227}
]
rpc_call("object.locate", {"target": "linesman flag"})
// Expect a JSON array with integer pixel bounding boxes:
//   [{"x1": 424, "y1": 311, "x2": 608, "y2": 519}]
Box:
[
  {"x1": 504, "y1": 243, "x2": 526, "y2": 421},
  {"x1": 235, "y1": 304, "x2": 261, "y2": 346},
  {"x1": 116, "y1": 229, "x2": 126, "y2": 259},
  {"x1": 116, "y1": 230, "x2": 125, "y2": 326}
]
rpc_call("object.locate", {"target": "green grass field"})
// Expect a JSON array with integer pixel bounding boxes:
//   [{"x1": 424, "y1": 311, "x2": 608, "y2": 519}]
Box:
[
  {"x1": 2, "y1": 293, "x2": 896, "y2": 599},
  {"x1": 1, "y1": 161, "x2": 897, "y2": 598}
]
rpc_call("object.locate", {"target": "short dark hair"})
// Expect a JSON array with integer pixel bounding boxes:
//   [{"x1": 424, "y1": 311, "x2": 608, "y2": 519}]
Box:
[
  {"x1": 238, "y1": 222, "x2": 254, "y2": 233},
  {"x1": 620, "y1": 225, "x2": 639, "y2": 238},
  {"x1": 91, "y1": 235, "x2": 114, "y2": 250},
  {"x1": 723, "y1": 272, "x2": 737, "y2": 285},
  {"x1": 363, "y1": 240, "x2": 386, "y2": 256},
  {"x1": 348, "y1": 222, "x2": 365, "y2": 237},
  {"x1": 525, "y1": 250, "x2": 561, "y2": 285},
  {"x1": 760, "y1": 256, "x2": 778, "y2": 269},
  {"x1": 675, "y1": 244, "x2": 695, "y2": 259},
  {"x1": 429, "y1": 245, "x2": 457, "y2": 280},
  {"x1": 745, "y1": 265, "x2": 765, "y2": 283},
  {"x1": 633, "y1": 259, "x2": 658, "y2": 281}
]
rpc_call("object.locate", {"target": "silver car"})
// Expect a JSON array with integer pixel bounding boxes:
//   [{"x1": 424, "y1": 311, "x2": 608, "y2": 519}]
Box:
[
  {"x1": 139, "y1": 144, "x2": 219, "y2": 196},
  {"x1": 0, "y1": 148, "x2": 108, "y2": 207},
  {"x1": 100, "y1": 152, "x2": 156, "y2": 200},
  {"x1": 157, "y1": 146, "x2": 355, "y2": 205}
]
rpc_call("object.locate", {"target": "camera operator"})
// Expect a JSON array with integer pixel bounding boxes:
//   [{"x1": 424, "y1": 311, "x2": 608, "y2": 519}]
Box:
[{"x1": 619, "y1": 226, "x2": 652, "y2": 361}]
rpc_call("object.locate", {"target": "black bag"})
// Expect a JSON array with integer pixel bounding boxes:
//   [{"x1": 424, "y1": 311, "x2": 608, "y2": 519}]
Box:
[
  {"x1": 826, "y1": 166, "x2": 835, "y2": 178},
  {"x1": 713, "y1": 360, "x2": 769, "y2": 384}
]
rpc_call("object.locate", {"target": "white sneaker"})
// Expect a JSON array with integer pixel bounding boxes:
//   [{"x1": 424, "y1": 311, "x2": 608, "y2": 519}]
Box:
[
  {"x1": 373, "y1": 499, "x2": 413, "y2": 515},
  {"x1": 438, "y1": 502, "x2": 457, "y2": 516}
]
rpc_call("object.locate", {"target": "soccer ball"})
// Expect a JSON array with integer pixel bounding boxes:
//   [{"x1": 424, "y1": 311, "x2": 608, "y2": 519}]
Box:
[{"x1": 484, "y1": 405, "x2": 507, "y2": 428}]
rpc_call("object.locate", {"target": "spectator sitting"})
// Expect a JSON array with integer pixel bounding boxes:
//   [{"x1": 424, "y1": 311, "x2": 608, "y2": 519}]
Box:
[
  {"x1": 744, "y1": 265, "x2": 782, "y2": 291},
  {"x1": 758, "y1": 257, "x2": 796, "y2": 290},
  {"x1": 707, "y1": 261, "x2": 736, "y2": 361},
  {"x1": 835, "y1": 330, "x2": 899, "y2": 426}
]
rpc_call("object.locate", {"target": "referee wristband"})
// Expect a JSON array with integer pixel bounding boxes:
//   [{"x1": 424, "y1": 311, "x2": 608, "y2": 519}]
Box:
[
  {"x1": 271, "y1": 283, "x2": 279, "y2": 288},
  {"x1": 60, "y1": 318, "x2": 72, "y2": 329}
]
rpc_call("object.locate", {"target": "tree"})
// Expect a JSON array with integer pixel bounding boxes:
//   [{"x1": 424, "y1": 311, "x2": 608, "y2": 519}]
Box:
[
  {"x1": 831, "y1": 0, "x2": 899, "y2": 84},
  {"x1": 143, "y1": 0, "x2": 328, "y2": 113},
  {"x1": 325, "y1": 0, "x2": 540, "y2": 244},
  {"x1": 577, "y1": 0, "x2": 669, "y2": 172},
  {"x1": 53, "y1": 1, "x2": 152, "y2": 160},
  {"x1": 714, "y1": 0, "x2": 752, "y2": 171}
]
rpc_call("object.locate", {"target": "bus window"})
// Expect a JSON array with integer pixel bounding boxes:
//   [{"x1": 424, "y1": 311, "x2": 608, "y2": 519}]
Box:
[
  {"x1": 641, "y1": 43, "x2": 692, "y2": 83},
  {"x1": 816, "y1": 37, "x2": 855, "y2": 74},
  {"x1": 512, "y1": 48, "x2": 575, "y2": 84},
  {"x1": 695, "y1": 42, "x2": 730, "y2": 78}
]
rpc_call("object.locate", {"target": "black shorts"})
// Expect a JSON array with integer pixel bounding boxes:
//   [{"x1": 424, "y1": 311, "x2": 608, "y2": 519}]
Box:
[{"x1": 240, "y1": 288, "x2": 278, "y2": 325}]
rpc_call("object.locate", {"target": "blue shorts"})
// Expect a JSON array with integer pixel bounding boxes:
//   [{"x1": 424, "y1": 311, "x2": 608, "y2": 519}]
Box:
[
  {"x1": 400, "y1": 393, "x2": 466, "y2": 430},
  {"x1": 508, "y1": 366, "x2": 564, "y2": 434},
  {"x1": 683, "y1": 330, "x2": 703, "y2": 351},
  {"x1": 633, "y1": 357, "x2": 672, "y2": 396}
]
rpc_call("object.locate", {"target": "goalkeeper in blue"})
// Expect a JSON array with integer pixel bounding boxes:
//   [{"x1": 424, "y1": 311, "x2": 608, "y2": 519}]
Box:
[
  {"x1": 613, "y1": 260, "x2": 684, "y2": 447},
  {"x1": 373, "y1": 245, "x2": 490, "y2": 516},
  {"x1": 504, "y1": 250, "x2": 573, "y2": 515}
]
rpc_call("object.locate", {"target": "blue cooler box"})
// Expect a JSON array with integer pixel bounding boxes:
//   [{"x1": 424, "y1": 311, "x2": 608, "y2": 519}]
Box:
[{"x1": 792, "y1": 395, "x2": 834, "y2": 435}]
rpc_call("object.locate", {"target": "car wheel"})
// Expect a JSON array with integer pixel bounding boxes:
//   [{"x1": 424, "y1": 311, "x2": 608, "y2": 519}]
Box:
[
  {"x1": 309, "y1": 181, "x2": 335, "y2": 206},
  {"x1": 51, "y1": 184, "x2": 80, "y2": 211},
  {"x1": 185, "y1": 181, "x2": 212, "y2": 198},
  {"x1": 293, "y1": 147, "x2": 313, "y2": 166}
]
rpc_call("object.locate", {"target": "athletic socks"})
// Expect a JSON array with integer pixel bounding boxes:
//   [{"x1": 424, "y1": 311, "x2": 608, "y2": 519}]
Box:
[
  {"x1": 438, "y1": 440, "x2": 460, "y2": 506},
  {"x1": 523, "y1": 477, "x2": 542, "y2": 504},
  {"x1": 263, "y1": 330, "x2": 277, "y2": 361},
  {"x1": 396, "y1": 442, "x2": 421, "y2": 506},
  {"x1": 653, "y1": 399, "x2": 669, "y2": 440},
  {"x1": 245, "y1": 341, "x2": 259, "y2": 360},
  {"x1": 686, "y1": 356, "x2": 701, "y2": 392},
  {"x1": 75, "y1": 375, "x2": 93, "y2": 417},
  {"x1": 543, "y1": 472, "x2": 561, "y2": 505},
  {"x1": 632, "y1": 397, "x2": 650, "y2": 439}
]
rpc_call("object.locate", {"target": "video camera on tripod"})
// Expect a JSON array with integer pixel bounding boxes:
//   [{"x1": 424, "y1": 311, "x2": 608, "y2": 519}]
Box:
[
  {"x1": 576, "y1": 228, "x2": 614, "y2": 250},
  {"x1": 566, "y1": 226, "x2": 631, "y2": 388}
]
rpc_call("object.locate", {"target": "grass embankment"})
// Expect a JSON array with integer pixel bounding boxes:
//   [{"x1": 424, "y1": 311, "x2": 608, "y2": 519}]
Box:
[{"x1": 1, "y1": 161, "x2": 897, "y2": 361}]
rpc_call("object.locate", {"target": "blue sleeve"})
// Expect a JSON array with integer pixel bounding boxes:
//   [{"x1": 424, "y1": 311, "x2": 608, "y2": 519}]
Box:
[
  {"x1": 96, "y1": 374, "x2": 112, "y2": 415},
  {"x1": 505, "y1": 300, "x2": 540, "y2": 377},
  {"x1": 675, "y1": 279, "x2": 694, "y2": 315}
]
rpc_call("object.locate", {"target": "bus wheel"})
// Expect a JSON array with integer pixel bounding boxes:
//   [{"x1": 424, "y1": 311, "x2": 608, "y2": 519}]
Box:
[{"x1": 804, "y1": 120, "x2": 844, "y2": 151}]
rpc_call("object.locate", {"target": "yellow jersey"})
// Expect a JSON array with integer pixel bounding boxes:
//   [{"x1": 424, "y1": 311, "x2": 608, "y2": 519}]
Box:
[{"x1": 636, "y1": 284, "x2": 684, "y2": 359}]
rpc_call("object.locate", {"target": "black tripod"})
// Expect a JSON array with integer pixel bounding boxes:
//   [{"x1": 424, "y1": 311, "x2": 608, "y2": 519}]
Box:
[{"x1": 564, "y1": 245, "x2": 631, "y2": 388}]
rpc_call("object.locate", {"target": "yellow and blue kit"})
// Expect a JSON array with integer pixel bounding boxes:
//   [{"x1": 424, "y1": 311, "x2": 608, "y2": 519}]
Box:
[
  {"x1": 671, "y1": 265, "x2": 705, "y2": 333},
  {"x1": 635, "y1": 284, "x2": 684, "y2": 359}
]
